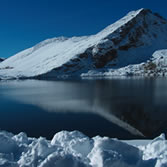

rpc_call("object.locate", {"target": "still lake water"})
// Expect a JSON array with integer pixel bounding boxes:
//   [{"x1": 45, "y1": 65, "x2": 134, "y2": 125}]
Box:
[{"x1": 0, "y1": 78, "x2": 167, "y2": 139}]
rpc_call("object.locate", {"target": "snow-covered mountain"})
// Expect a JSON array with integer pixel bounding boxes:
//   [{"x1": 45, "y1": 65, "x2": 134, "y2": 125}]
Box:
[{"x1": 0, "y1": 8, "x2": 167, "y2": 79}]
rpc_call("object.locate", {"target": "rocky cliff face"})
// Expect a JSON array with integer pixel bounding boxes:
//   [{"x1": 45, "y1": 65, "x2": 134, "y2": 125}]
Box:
[{"x1": 0, "y1": 9, "x2": 167, "y2": 79}]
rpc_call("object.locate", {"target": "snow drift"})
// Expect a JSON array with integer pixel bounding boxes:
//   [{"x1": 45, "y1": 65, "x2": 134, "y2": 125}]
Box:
[
  {"x1": 0, "y1": 130, "x2": 166, "y2": 167},
  {"x1": 1, "y1": 8, "x2": 167, "y2": 79}
]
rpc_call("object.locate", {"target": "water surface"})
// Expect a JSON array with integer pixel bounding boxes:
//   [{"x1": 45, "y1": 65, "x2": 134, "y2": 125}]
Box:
[{"x1": 0, "y1": 78, "x2": 167, "y2": 139}]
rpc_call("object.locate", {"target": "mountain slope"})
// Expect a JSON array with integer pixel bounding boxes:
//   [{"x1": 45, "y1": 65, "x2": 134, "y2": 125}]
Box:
[{"x1": 0, "y1": 8, "x2": 167, "y2": 79}]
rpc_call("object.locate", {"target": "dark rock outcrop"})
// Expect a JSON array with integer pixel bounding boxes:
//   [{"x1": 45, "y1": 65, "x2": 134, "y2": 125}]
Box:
[{"x1": 0, "y1": 58, "x2": 5, "y2": 62}]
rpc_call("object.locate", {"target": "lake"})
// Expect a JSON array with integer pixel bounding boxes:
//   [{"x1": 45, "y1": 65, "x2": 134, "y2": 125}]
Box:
[{"x1": 0, "y1": 78, "x2": 167, "y2": 140}]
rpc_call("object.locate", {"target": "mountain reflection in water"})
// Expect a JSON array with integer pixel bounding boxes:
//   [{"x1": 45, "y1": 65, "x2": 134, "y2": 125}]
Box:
[{"x1": 1, "y1": 78, "x2": 167, "y2": 139}]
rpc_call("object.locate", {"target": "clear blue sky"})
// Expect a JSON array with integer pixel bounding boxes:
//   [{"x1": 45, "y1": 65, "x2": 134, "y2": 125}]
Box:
[{"x1": 1, "y1": 0, "x2": 167, "y2": 58}]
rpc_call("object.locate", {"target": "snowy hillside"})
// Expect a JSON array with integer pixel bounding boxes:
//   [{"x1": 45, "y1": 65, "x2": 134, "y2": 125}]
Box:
[
  {"x1": 0, "y1": 130, "x2": 167, "y2": 167},
  {"x1": 0, "y1": 8, "x2": 167, "y2": 79}
]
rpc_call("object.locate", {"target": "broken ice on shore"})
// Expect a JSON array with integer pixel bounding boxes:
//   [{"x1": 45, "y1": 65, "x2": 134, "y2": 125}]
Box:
[{"x1": 0, "y1": 130, "x2": 167, "y2": 167}]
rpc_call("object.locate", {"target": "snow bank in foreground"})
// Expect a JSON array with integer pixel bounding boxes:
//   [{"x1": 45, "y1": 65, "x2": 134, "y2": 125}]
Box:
[{"x1": 0, "y1": 131, "x2": 166, "y2": 167}]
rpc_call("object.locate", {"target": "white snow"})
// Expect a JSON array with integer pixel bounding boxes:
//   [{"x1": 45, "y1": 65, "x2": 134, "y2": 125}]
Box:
[
  {"x1": 0, "y1": 130, "x2": 166, "y2": 167},
  {"x1": 152, "y1": 50, "x2": 167, "y2": 68}
]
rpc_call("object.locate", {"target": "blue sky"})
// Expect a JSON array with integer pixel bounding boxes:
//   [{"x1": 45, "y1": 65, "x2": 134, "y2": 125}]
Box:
[{"x1": 1, "y1": 0, "x2": 167, "y2": 58}]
